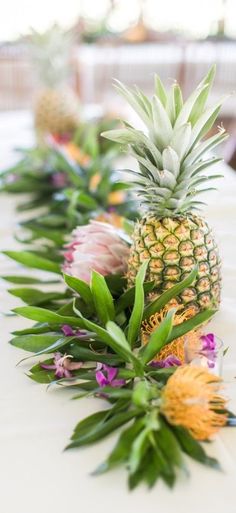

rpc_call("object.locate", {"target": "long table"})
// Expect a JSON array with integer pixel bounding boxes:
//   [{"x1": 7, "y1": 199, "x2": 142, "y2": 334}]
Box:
[{"x1": 1, "y1": 112, "x2": 236, "y2": 513}]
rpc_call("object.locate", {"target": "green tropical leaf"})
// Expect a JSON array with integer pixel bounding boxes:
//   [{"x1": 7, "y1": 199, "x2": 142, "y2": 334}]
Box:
[
  {"x1": 106, "y1": 321, "x2": 131, "y2": 352},
  {"x1": 20, "y1": 222, "x2": 65, "y2": 245},
  {"x1": 53, "y1": 150, "x2": 84, "y2": 187},
  {"x1": 167, "y1": 309, "x2": 215, "y2": 343},
  {"x1": 72, "y1": 316, "x2": 130, "y2": 363},
  {"x1": 8, "y1": 287, "x2": 68, "y2": 306},
  {"x1": 13, "y1": 306, "x2": 86, "y2": 327},
  {"x1": 71, "y1": 410, "x2": 109, "y2": 440},
  {"x1": 21, "y1": 336, "x2": 77, "y2": 359},
  {"x1": 10, "y1": 334, "x2": 61, "y2": 352},
  {"x1": 128, "y1": 451, "x2": 151, "y2": 489},
  {"x1": 105, "y1": 274, "x2": 126, "y2": 296},
  {"x1": 3, "y1": 251, "x2": 61, "y2": 274},
  {"x1": 147, "y1": 441, "x2": 176, "y2": 488},
  {"x1": 174, "y1": 426, "x2": 220, "y2": 469},
  {"x1": 1, "y1": 275, "x2": 60, "y2": 284},
  {"x1": 93, "y1": 419, "x2": 144, "y2": 475},
  {"x1": 115, "y1": 280, "x2": 154, "y2": 314},
  {"x1": 34, "y1": 214, "x2": 66, "y2": 227},
  {"x1": 127, "y1": 260, "x2": 149, "y2": 347},
  {"x1": 28, "y1": 361, "x2": 56, "y2": 383},
  {"x1": 155, "y1": 420, "x2": 184, "y2": 470},
  {"x1": 140, "y1": 309, "x2": 175, "y2": 364},
  {"x1": 28, "y1": 370, "x2": 55, "y2": 384},
  {"x1": 67, "y1": 408, "x2": 141, "y2": 449},
  {"x1": 106, "y1": 321, "x2": 143, "y2": 376},
  {"x1": 91, "y1": 271, "x2": 115, "y2": 325},
  {"x1": 75, "y1": 191, "x2": 98, "y2": 210},
  {"x1": 132, "y1": 380, "x2": 152, "y2": 408},
  {"x1": 129, "y1": 427, "x2": 150, "y2": 474},
  {"x1": 12, "y1": 324, "x2": 52, "y2": 335},
  {"x1": 143, "y1": 266, "x2": 198, "y2": 320},
  {"x1": 64, "y1": 273, "x2": 94, "y2": 310},
  {"x1": 69, "y1": 345, "x2": 122, "y2": 365}
]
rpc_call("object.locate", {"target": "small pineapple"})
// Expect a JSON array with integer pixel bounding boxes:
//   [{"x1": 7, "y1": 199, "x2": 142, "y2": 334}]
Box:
[
  {"x1": 29, "y1": 25, "x2": 80, "y2": 140},
  {"x1": 102, "y1": 66, "x2": 228, "y2": 313}
]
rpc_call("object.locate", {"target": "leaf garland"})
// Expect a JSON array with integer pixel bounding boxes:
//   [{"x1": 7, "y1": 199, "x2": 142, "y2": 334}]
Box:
[{"x1": 1, "y1": 112, "x2": 234, "y2": 491}]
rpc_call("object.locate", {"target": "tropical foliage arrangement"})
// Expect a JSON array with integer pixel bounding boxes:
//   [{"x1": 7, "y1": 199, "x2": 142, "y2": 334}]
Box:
[
  {"x1": 0, "y1": 117, "x2": 138, "y2": 247},
  {"x1": 2, "y1": 66, "x2": 235, "y2": 490}
]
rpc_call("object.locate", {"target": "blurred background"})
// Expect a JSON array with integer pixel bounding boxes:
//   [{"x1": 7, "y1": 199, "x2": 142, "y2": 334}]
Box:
[{"x1": 1, "y1": 0, "x2": 236, "y2": 166}]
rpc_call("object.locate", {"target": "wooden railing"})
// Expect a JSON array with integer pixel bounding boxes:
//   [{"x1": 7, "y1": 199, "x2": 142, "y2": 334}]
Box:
[{"x1": 0, "y1": 41, "x2": 236, "y2": 112}]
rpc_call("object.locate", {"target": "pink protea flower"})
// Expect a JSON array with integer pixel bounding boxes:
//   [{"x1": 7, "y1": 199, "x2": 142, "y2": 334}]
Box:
[{"x1": 63, "y1": 220, "x2": 130, "y2": 283}]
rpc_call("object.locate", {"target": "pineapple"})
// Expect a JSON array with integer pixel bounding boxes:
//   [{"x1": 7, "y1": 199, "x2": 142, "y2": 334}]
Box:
[
  {"x1": 29, "y1": 25, "x2": 80, "y2": 140},
  {"x1": 102, "y1": 66, "x2": 228, "y2": 313}
]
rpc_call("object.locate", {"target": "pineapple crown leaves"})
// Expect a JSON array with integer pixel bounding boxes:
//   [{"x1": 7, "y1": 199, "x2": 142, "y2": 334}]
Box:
[
  {"x1": 28, "y1": 24, "x2": 75, "y2": 87},
  {"x1": 102, "y1": 65, "x2": 230, "y2": 216}
]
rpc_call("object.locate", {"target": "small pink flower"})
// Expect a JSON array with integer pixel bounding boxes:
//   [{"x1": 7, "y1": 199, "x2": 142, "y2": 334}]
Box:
[
  {"x1": 40, "y1": 352, "x2": 83, "y2": 379},
  {"x1": 150, "y1": 355, "x2": 181, "y2": 368},
  {"x1": 63, "y1": 220, "x2": 130, "y2": 283},
  {"x1": 51, "y1": 172, "x2": 68, "y2": 188},
  {"x1": 95, "y1": 364, "x2": 126, "y2": 388},
  {"x1": 5, "y1": 173, "x2": 20, "y2": 184},
  {"x1": 199, "y1": 333, "x2": 217, "y2": 368}
]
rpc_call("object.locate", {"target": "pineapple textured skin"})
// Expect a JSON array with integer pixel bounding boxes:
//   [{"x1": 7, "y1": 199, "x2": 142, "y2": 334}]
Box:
[
  {"x1": 128, "y1": 214, "x2": 221, "y2": 312},
  {"x1": 34, "y1": 88, "x2": 80, "y2": 138}
]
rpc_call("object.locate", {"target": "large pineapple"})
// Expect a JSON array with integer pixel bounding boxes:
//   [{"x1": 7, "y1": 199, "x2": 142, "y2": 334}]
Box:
[
  {"x1": 29, "y1": 25, "x2": 80, "y2": 140},
  {"x1": 102, "y1": 66, "x2": 228, "y2": 313}
]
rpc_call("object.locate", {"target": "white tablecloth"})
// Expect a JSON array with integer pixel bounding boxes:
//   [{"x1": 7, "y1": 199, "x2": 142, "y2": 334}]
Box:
[{"x1": 1, "y1": 113, "x2": 236, "y2": 513}]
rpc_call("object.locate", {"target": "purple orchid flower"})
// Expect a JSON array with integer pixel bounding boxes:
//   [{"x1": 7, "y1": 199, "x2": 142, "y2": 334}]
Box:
[
  {"x1": 5, "y1": 173, "x2": 20, "y2": 184},
  {"x1": 61, "y1": 324, "x2": 89, "y2": 339},
  {"x1": 150, "y1": 355, "x2": 182, "y2": 369},
  {"x1": 62, "y1": 324, "x2": 75, "y2": 336},
  {"x1": 51, "y1": 172, "x2": 68, "y2": 188},
  {"x1": 40, "y1": 352, "x2": 82, "y2": 379},
  {"x1": 95, "y1": 364, "x2": 126, "y2": 388},
  {"x1": 201, "y1": 333, "x2": 215, "y2": 351},
  {"x1": 200, "y1": 333, "x2": 217, "y2": 368}
]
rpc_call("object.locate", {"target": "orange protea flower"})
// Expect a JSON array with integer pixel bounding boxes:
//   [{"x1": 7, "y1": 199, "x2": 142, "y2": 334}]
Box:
[
  {"x1": 108, "y1": 191, "x2": 126, "y2": 205},
  {"x1": 142, "y1": 305, "x2": 199, "y2": 364},
  {"x1": 161, "y1": 365, "x2": 227, "y2": 440},
  {"x1": 89, "y1": 173, "x2": 101, "y2": 192},
  {"x1": 95, "y1": 212, "x2": 124, "y2": 229},
  {"x1": 64, "y1": 142, "x2": 91, "y2": 166}
]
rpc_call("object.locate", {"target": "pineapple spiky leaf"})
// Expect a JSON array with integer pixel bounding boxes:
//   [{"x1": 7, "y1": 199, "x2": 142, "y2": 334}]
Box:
[
  {"x1": 102, "y1": 67, "x2": 228, "y2": 216},
  {"x1": 188, "y1": 64, "x2": 216, "y2": 125},
  {"x1": 154, "y1": 74, "x2": 168, "y2": 106},
  {"x1": 28, "y1": 24, "x2": 75, "y2": 87}
]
